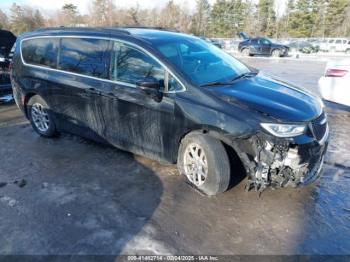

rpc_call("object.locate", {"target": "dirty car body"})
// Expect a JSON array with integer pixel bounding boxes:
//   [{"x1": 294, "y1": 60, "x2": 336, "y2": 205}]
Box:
[{"x1": 11, "y1": 27, "x2": 328, "y2": 194}]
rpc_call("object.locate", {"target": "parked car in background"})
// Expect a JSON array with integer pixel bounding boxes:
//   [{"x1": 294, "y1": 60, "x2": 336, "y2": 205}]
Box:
[
  {"x1": 306, "y1": 38, "x2": 321, "y2": 52},
  {"x1": 238, "y1": 37, "x2": 289, "y2": 57},
  {"x1": 210, "y1": 39, "x2": 223, "y2": 49},
  {"x1": 11, "y1": 27, "x2": 328, "y2": 195},
  {"x1": 288, "y1": 40, "x2": 318, "y2": 54},
  {"x1": 199, "y1": 37, "x2": 223, "y2": 49},
  {"x1": 319, "y1": 60, "x2": 350, "y2": 107},
  {"x1": 320, "y1": 38, "x2": 350, "y2": 53},
  {"x1": 0, "y1": 29, "x2": 16, "y2": 99}
]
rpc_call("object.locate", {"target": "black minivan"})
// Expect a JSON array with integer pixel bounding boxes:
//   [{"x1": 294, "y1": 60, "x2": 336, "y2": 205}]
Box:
[{"x1": 11, "y1": 27, "x2": 328, "y2": 195}]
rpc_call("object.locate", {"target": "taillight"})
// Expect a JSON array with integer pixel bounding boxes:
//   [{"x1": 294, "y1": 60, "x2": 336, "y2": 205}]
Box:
[{"x1": 325, "y1": 68, "x2": 348, "y2": 77}]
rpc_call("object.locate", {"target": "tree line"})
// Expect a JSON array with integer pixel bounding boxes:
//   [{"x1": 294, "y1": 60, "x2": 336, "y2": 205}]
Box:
[{"x1": 0, "y1": 0, "x2": 349, "y2": 38}]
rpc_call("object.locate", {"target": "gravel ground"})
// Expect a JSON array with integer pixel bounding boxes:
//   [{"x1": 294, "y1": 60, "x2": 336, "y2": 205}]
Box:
[{"x1": 0, "y1": 58, "x2": 349, "y2": 256}]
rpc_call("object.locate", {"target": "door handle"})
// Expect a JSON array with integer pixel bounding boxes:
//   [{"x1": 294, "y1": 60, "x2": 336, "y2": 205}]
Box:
[{"x1": 85, "y1": 88, "x2": 100, "y2": 95}]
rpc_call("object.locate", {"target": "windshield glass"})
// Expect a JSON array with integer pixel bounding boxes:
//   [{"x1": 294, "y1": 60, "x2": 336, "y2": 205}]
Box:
[{"x1": 154, "y1": 37, "x2": 251, "y2": 86}]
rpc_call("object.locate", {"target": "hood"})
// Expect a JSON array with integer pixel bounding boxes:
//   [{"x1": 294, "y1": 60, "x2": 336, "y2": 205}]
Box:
[
  {"x1": 273, "y1": 43, "x2": 289, "y2": 49},
  {"x1": 207, "y1": 72, "x2": 323, "y2": 122}
]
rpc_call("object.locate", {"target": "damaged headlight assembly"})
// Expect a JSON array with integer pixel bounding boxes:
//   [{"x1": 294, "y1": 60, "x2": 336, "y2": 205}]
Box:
[{"x1": 260, "y1": 123, "x2": 306, "y2": 138}]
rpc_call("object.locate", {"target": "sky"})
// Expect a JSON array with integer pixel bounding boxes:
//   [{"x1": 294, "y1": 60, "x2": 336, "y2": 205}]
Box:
[{"x1": 0, "y1": 0, "x2": 287, "y2": 16}]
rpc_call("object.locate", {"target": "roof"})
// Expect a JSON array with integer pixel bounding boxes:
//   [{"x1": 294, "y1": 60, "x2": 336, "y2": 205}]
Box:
[{"x1": 25, "y1": 26, "x2": 190, "y2": 43}]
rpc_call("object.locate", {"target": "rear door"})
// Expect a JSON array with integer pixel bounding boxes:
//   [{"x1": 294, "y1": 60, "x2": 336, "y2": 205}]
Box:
[
  {"x1": 48, "y1": 37, "x2": 111, "y2": 136},
  {"x1": 250, "y1": 39, "x2": 260, "y2": 54}
]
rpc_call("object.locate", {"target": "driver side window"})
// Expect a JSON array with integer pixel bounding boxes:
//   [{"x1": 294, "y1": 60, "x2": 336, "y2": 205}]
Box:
[
  {"x1": 110, "y1": 42, "x2": 165, "y2": 89},
  {"x1": 261, "y1": 39, "x2": 270, "y2": 45}
]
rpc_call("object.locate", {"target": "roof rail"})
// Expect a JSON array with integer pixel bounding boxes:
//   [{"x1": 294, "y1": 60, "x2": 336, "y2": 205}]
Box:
[
  {"x1": 118, "y1": 26, "x2": 180, "y2": 33},
  {"x1": 33, "y1": 26, "x2": 131, "y2": 35}
]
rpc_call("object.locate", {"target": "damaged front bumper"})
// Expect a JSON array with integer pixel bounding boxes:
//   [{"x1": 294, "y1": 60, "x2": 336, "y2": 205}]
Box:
[{"x1": 233, "y1": 118, "x2": 329, "y2": 192}]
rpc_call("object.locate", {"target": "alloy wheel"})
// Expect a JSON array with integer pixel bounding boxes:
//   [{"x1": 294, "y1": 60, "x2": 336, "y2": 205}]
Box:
[
  {"x1": 272, "y1": 50, "x2": 280, "y2": 57},
  {"x1": 31, "y1": 102, "x2": 50, "y2": 132},
  {"x1": 183, "y1": 143, "x2": 208, "y2": 186}
]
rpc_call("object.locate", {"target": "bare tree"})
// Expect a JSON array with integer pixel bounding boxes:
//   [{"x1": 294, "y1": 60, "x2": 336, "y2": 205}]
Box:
[
  {"x1": 0, "y1": 10, "x2": 9, "y2": 30},
  {"x1": 89, "y1": 0, "x2": 115, "y2": 26}
]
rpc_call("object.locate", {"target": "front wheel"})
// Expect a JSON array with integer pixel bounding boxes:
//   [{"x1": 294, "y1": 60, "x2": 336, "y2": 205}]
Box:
[
  {"x1": 177, "y1": 133, "x2": 230, "y2": 195},
  {"x1": 272, "y1": 49, "x2": 281, "y2": 57},
  {"x1": 27, "y1": 95, "x2": 57, "y2": 137},
  {"x1": 241, "y1": 48, "x2": 250, "y2": 56}
]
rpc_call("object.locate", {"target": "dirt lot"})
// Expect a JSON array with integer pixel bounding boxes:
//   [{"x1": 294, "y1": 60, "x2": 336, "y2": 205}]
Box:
[{"x1": 0, "y1": 58, "x2": 350, "y2": 256}]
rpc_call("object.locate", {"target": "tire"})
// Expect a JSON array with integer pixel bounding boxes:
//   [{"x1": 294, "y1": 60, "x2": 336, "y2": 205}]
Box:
[
  {"x1": 272, "y1": 49, "x2": 281, "y2": 57},
  {"x1": 346, "y1": 49, "x2": 350, "y2": 55},
  {"x1": 27, "y1": 95, "x2": 57, "y2": 137},
  {"x1": 177, "y1": 133, "x2": 230, "y2": 196},
  {"x1": 241, "y1": 48, "x2": 250, "y2": 56}
]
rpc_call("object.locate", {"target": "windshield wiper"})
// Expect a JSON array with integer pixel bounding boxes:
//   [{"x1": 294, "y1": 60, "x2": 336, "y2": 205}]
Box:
[
  {"x1": 199, "y1": 81, "x2": 234, "y2": 87},
  {"x1": 230, "y1": 71, "x2": 258, "y2": 82},
  {"x1": 200, "y1": 71, "x2": 258, "y2": 88}
]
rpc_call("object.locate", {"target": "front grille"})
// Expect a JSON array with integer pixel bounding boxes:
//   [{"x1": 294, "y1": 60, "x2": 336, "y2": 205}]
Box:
[{"x1": 311, "y1": 111, "x2": 327, "y2": 141}]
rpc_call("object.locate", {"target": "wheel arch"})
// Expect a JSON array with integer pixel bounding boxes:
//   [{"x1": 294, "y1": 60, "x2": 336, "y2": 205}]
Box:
[
  {"x1": 23, "y1": 92, "x2": 38, "y2": 118},
  {"x1": 176, "y1": 127, "x2": 249, "y2": 181},
  {"x1": 271, "y1": 48, "x2": 281, "y2": 53},
  {"x1": 240, "y1": 46, "x2": 250, "y2": 53}
]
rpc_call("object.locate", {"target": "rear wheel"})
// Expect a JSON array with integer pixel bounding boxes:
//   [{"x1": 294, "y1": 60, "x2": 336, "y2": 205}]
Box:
[
  {"x1": 177, "y1": 133, "x2": 230, "y2": 196},
  {"x1": 27, "y1": 95, "x2": 57, "y2": 137},
  {"x1": 346, "y1": 49, "x2": 350, "y2": 54},
  {"x1": 272, "y1": 49, "x2": 281, "y2": 57}
]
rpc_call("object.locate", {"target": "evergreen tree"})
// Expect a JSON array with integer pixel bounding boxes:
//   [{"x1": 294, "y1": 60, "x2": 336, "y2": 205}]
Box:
[
  {"x1": 257, "y1": 0, "x2": 276, "y2": 37},
  {"x1": 61, "y1": 3, "x2": 80, "y2": 26},
  {"x1": 208, "y1": 0, "x2": 248, "y2": 37},
  {"x1": 191, "y1": 0, "x2": 211, "y2": 36},
  {"x1": 325, "y1": 0, "x2": 349, "y2": 37},
  {"x1": 33, "y1": 10, "x2": 45, "y2": 29}
]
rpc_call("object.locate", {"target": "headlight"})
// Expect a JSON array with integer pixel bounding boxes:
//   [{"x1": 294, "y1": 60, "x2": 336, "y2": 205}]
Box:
[{"x1": 260, "y1": 123, "x2": 306, "y2": 137}]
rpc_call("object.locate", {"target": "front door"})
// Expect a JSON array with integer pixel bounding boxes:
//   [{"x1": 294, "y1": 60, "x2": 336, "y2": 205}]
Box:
[
  {"x1": 94, "y1": 41, "x2": 179, "y2": 160},
  {"x1": 260, "y1": 38, "x2": 272, "y2": 55}
]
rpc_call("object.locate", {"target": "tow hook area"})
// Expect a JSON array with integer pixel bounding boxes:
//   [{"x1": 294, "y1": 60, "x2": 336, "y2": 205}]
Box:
[{"x1": 242, "y1": 135, "x2": 316, "y2": 194}]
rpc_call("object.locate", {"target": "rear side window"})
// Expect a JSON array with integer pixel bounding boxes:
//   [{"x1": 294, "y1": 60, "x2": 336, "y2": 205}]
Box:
[
  {"x1": 21, "y1": 38, "x2": 59, "y2": 68},
  {"x1": 58, "y1": 38, "x2": 110, "y2": 79},
  {"x1": 110, "y1": 42, "x2": 165, "y2": 88}
]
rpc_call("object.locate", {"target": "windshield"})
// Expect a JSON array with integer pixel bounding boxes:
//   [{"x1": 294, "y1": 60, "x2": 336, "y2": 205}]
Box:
[{"x1": 154, "y1": 37, "x2": 251, "y2": 86}]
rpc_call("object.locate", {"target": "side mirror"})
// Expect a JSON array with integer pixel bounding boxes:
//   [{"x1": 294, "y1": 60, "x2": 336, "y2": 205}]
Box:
[
  {"x1": 136, "y1": 77, "x2": 163, "y2": 102},
  {"x1": 136, "y1": 77, "x2": 160, "y2": 90}
]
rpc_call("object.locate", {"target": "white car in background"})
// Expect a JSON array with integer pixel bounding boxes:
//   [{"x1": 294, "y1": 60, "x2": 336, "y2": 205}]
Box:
[
  {"x1": 319, "y1": 60, "x2": 350, "y2": 107},
  {"x1": 320, "y1": 38, "x2": 350, "y2": 54}
]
